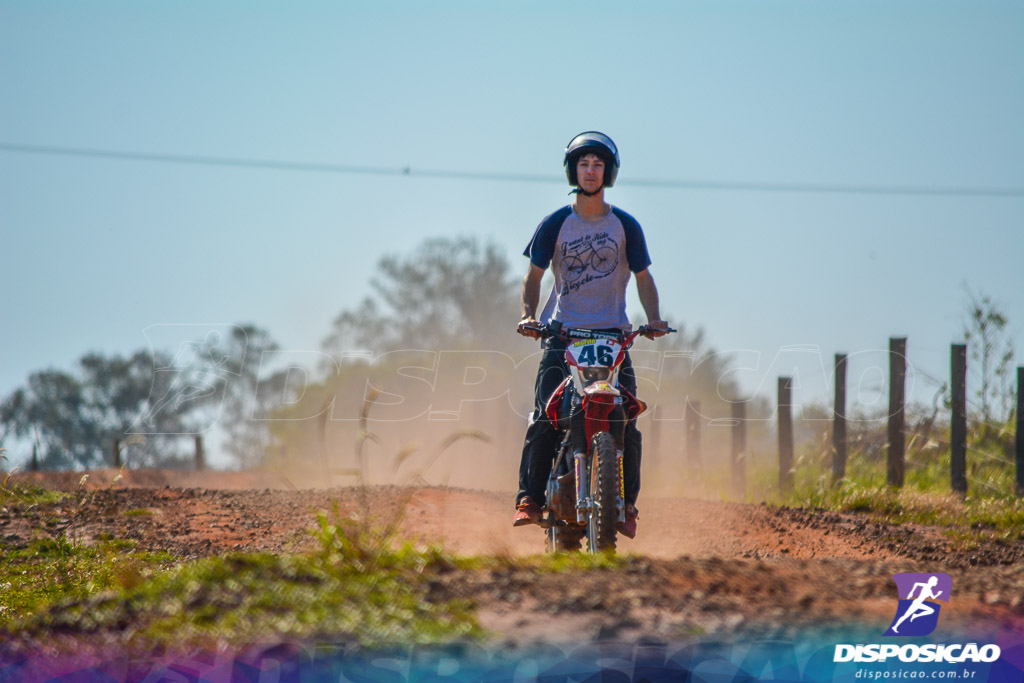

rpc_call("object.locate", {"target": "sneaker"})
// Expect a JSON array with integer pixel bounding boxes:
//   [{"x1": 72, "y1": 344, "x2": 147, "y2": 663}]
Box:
[
  {"x1": 513, "y1": 496, "x2": 542, "y2": 527},
  {"x1": 618, "y1": 504, "x2": 639, "y2": 539}
]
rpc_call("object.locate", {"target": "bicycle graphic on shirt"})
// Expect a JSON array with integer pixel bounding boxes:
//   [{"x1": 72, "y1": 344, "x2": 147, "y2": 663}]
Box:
[{"x1": 560, "y1": 236, "x2": 619, "y2": 283}]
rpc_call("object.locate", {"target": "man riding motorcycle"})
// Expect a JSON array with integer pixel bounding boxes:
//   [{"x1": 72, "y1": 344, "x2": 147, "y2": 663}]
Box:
[{"x1": 514, "y1": 131, "x2": 669, "y2": 539}]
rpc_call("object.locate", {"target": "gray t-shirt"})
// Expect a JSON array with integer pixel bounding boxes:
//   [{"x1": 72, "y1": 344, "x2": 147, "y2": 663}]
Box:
[{"x1": 523, "y1": 204, "x2": 652, "y2": 330}]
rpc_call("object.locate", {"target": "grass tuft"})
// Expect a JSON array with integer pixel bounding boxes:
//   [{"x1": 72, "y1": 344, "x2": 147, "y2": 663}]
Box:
[
  {"x1": 0, "y1": 537, "x2": 175, "y2": 624},
  {"x1": 0, "y1": 479, "x2": 66, "y2": 507}
]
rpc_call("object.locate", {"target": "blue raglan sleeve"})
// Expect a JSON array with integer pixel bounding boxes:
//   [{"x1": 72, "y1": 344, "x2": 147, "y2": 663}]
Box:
[
  {"x1": 523, "y1": 206, "x2": 572, "y2": 269},
  {"x1": 612, "y1": 208, "x2": 653, "y2": 273}
]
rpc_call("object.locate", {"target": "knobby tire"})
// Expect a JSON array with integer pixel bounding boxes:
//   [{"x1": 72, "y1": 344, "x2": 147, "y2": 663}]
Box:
[{"x1": 586, "y1": 431, "x2": 619, "y2": 553}]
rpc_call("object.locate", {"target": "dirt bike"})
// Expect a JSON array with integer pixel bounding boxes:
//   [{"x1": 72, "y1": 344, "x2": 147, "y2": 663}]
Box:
[{"x1": 522, "y1": 321, "x2": 675, "y2": 553}]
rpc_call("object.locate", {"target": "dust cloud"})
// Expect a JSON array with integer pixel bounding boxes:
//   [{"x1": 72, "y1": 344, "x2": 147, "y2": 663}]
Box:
[{"x1": 259, "y1": 345, "x2": 775, "y2": 507}]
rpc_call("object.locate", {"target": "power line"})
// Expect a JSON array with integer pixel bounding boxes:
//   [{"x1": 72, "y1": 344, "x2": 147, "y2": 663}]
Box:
[
  {"x1": 0, "y1": 142, "x2": 551, "y2": 183},
  {"x1": 2, "y1": 141, "x2": 1023, "y2": 198}
]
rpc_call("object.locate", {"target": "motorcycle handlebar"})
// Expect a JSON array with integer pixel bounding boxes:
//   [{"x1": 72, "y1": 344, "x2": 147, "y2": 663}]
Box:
[{"x1": 520, "y1": 322, "x2": 676, "y2": 341}]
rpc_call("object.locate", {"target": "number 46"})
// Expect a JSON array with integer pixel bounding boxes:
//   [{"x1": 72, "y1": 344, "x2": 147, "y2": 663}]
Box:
[{"x1": 578, "y1": 345, "x2": 614, "y2": 365}]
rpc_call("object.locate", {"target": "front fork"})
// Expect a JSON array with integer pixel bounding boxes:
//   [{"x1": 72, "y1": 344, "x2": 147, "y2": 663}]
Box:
[
  {"x1": 574, "y1": 450, "x2": 588, "y2": 524},
  {"x1": 570, "y1": 403, "x2": 588, "y2": 523}
]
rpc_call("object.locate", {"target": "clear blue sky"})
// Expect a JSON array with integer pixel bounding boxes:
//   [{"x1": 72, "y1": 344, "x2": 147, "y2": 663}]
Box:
[{"x1": 2, "y1": 1, "x2": 1022, "y2": 448}]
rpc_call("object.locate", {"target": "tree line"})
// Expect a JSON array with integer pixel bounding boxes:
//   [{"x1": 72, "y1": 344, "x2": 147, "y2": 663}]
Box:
[{"x1": 0, "y1": 324, "x2": 284, "y2": 470}]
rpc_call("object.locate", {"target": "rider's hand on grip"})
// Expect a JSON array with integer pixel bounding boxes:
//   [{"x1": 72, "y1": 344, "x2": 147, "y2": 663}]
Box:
[
  {"x1": 643, "y1": 320, "x2": 671, "y2": 339},
  {"x1": 518, "y1": 317, "x2": 543, "y2": 339}
]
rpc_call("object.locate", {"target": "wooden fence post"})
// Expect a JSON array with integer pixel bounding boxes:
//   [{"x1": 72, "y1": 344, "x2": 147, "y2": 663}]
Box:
[
  {"x1": 195, "y1": 435, "x2": 205, "y2": 472},
  {"x1": 833, "y1": 353, "x2": 848, "y2": 484},
  {"x1": 1016, "y1": 367, "x2": 1023, "y2": 497},
  {"x1": 778, "y1": 378, "x2": 793, "y2": 491},
  {"x1": 113, "y1": 439, "x2": 122, "y2": 468},
  {"x1": 950, "y1": 344, "x2": 968, "y2": 494},
  {"x1": 686, "y1": 399, "x2": 702, "y2": 478},
  {"x1": 888, "y1": 337, "x2": 907, "y2": 488},
  {"x1": 731, "y1": 401, "x2": 746, "y2": 499}
]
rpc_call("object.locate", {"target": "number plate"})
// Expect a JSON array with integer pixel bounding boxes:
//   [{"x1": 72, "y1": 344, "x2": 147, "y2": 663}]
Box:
[{"x1": 566, "y1": 338, "x2": 621, "y2": 367}]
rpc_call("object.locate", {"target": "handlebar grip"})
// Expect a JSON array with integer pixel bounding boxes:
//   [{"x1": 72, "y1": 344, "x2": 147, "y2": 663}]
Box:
[{"x1": 519, "y1": 322, "x2": 549, "y2": 338}]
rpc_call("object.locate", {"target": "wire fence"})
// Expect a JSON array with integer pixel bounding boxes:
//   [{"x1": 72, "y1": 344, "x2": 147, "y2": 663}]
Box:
[{"x1": 753, "y1": 341, "x2": 1022, "y2": 501}]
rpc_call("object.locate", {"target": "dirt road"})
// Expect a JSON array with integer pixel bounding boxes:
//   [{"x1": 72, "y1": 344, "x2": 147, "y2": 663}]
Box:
[{"x1": 4, "y1": 468, "x2": 1024, "y2": 646}]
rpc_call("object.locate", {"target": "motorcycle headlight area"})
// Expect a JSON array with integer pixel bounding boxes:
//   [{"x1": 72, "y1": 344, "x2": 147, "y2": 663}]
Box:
[{"x1": 579, "y1": 367, "x2": 613, "y2": 385}]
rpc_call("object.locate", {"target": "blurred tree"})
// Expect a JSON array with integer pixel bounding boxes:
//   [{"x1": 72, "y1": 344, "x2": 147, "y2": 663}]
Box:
[
  {"x1": 135, "y1": 323, "x2": 285, "y2": 469},
  {"x1": 198, "y1": 324, "x2": 285, "y2": 469},
  {"x1": 322, "y1": 236, "x2": 521, "y2": 355},
  {"x1": 963, "y1": 287, "x2": 1016, "y2": 437},
  {"x1": 0, "y1": 323, "x2": 286, "y2": 471},
  {"x1": 5, "y1": 370, "x2": 94, "y2": 469},
  {"x1": 0, "y1": 351, "x2": 191, "y2": 469}
]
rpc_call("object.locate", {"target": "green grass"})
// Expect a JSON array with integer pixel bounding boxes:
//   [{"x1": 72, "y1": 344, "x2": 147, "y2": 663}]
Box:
[
  {"x1": 6, "y1": 541, "x2": 631, "y2": 650},
  {"x1": 494, "y1": 549, "x2": 627, "y2": 572},
  {"x1": 744, "y1": 431, "x2": 1024, "y2": 533},
  {"x1": 0, "y1": 537, "x2": 176, "y2": 624},
  {"x1": 33, "y1": 550, "x2": 483, "y2": 648},
  {"x1": 0, "y1": 480, "x2": 66, "y2": 507}
]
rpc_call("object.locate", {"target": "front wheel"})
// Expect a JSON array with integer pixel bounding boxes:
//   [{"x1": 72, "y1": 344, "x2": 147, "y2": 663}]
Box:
[{"x1": 585, "y1": 432, "x2": 620, "y2": 553}]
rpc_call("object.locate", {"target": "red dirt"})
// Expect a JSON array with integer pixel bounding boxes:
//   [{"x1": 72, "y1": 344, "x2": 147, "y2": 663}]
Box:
[
  {"x1": 3, "y1": 468, "x2": 1023, "y2": 647},
  {"x1": 0, "y1": 468, "x2": 901, "y2": 561}
]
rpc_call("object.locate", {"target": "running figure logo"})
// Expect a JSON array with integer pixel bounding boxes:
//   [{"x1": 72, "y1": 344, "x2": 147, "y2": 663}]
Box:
[{"x1": 883, "y1": 573, "x2": 952, "y2": 637}]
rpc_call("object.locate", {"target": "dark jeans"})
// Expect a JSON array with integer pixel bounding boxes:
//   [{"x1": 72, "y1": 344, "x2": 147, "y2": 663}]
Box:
[{"x1": 516, "y1": 335, "x2": 642, "y2": 507}]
